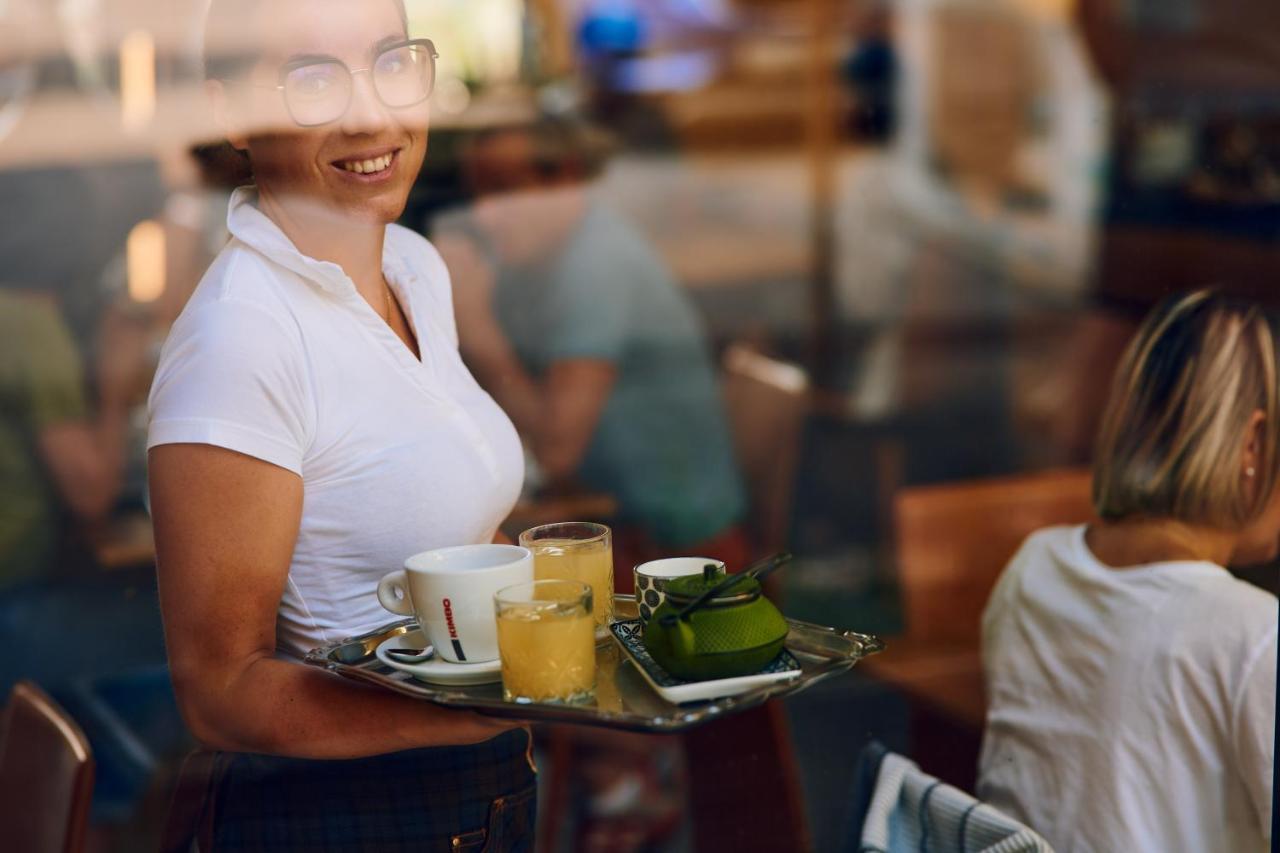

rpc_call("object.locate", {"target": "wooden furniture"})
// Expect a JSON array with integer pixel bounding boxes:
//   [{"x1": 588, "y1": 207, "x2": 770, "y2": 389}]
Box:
[
  {"x1": 684, "y1": 702, "x2": 813, "y2": 853},
  {"x1": 894, "y1": 468, "x2": 1094, "y2": 646},
  {"x1": 721, "y1": 343, "x2": 811, "y2": 557},
  {"x1": 0, "y1": 681, "x2": 95, "y2": 853},
  {"x1": 860, "y1": 468, "x2": 1094, "y2": 786},
  {"x1": 660, "y1": 344, "x2": 813, "y2": 851}
]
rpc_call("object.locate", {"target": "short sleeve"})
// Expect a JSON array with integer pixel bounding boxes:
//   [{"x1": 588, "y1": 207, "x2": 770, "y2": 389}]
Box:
[
  {"x1": 1233, "y1": 626, "x2": 1278, "y2": 837},
  {"x1": 543, "y1": 241, "x2": 632, "y2": 364},
  {"x1": 147, "y1": 297, "x2": 313, "y2": 475}
]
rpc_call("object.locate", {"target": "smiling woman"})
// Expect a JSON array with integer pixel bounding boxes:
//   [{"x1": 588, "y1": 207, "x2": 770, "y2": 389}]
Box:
[{"x1": 147, "y1": 1, "x2": 535, "y2": 850}]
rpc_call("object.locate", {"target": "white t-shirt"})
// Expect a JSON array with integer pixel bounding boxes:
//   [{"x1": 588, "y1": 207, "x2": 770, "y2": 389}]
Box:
[
  {"x1": 979, "y1": 525, "x2": 1277, "y2": 852},
  {"x1": 148, "y1": 188, "x2": 524, "y2": 657}
]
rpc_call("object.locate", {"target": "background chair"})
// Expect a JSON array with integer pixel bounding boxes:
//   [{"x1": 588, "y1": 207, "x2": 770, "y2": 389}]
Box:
[
  {"x1": 894, "y1": 468, "x2": 1094, "y2": 645},
  {"x1": 666, "y1": 344, "x2": 814, "y2": 851},
  {"x1": 0, "y1": 681, "x2": 95, "y2": 853},
  {"x1": 533, "y1": 345, "x2": 812, "y2": 851},
  {"x1": 859, "y1": 468, "x2": 1094, "y2": 787},
  {"x1": 721, "y1": 342, "x2": 811, "y2": 558},
  {"x1": 842, "y1": 740, "x2": 1056, "y2": 853}
]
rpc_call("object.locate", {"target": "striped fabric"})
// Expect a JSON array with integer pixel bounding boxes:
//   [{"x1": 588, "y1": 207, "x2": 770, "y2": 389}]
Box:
[{"x1": 859, "y1": 752, "x2": 1055, "y2": 853}]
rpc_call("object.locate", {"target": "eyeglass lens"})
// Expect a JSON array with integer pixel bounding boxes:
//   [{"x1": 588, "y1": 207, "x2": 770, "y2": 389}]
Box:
[{"x1": 282, "y1": 42, "x2": 435, "y2": 127}]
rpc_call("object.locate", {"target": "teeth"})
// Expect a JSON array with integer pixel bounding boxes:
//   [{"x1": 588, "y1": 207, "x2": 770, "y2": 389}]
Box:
[{"x1": 340, "y1": 153, "x2": 393, "y2": 174}]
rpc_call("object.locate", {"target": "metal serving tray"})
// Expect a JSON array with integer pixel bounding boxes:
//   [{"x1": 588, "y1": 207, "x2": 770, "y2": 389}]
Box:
[{"x1": 304, "y1": 596, "x2": 884, "y2": 733}]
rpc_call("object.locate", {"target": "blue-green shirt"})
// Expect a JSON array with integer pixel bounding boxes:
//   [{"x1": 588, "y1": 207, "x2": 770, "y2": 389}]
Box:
[{"x1": 492, "y1": 202, "x2": 745, "y2": 547}]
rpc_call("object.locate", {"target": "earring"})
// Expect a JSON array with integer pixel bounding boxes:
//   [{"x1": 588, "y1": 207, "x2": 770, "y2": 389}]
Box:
[{"x1": 1247, "y1": 467, "x2": 1257, "y2": 478}]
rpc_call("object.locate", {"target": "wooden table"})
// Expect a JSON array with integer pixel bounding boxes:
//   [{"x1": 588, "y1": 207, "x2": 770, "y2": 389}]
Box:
[{"x1": 857, "y1": 636, "x2": 986, "y2": 728}]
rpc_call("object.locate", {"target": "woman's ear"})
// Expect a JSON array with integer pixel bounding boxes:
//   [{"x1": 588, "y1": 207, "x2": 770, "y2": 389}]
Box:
[
  {"x1": 207, "y1": 78, "x2": 249, "y2": 152},
  {"x1": 1241, "y1": 409, "x2": 1266, "y2": 482}
]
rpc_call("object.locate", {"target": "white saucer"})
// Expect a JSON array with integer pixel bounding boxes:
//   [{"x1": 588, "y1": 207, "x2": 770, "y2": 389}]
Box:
[{"x1": 375, "y1": 630, "x2": 503, "y2": 686}]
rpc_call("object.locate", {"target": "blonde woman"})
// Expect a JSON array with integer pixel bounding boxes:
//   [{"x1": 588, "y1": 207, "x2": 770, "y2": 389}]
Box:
[{"x1": 978, "y1": 291, "x2": 1278, "y2": 851}]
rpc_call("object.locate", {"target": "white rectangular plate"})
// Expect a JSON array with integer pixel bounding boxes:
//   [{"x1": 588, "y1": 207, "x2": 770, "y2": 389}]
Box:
[{"x1": 610, "y1": 619, "x2": 802, "y2": 704}]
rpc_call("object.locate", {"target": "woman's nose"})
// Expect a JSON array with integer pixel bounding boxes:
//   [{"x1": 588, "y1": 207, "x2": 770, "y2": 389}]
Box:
[{"x1": 340, "y1": 70, "x2": 390, "y2": 135}]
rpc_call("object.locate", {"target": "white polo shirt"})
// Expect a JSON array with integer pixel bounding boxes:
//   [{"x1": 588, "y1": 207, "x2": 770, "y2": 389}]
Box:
[{"x1": 148, "y1": 188, "x2": 524, "y2": 657}]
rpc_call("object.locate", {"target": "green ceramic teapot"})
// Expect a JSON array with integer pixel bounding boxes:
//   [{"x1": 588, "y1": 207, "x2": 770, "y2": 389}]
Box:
[{"x1": 643, "y1": 563, "x2": 789, "y2": 681}]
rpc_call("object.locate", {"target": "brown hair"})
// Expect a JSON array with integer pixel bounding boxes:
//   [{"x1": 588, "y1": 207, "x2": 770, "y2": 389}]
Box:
[{"x1": 1093, "y1": 290, "x2": 1280, "y2": 527}]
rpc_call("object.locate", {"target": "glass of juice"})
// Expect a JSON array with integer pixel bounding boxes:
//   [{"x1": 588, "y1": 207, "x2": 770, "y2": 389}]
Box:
[
  {"x1": 518, "y1": 522, "x2": 614, "y2": 642},
  {"x1": 494, "y1": 579, "x2": 595, "y2": 705}
]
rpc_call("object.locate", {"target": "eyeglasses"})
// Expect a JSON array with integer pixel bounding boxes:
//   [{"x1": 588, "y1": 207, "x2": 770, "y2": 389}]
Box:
[{"x1": 261, "y1": 38, "x2": 438, "y2": 128}]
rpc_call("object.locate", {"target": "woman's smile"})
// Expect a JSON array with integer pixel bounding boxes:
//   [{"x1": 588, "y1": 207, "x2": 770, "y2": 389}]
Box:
[{"x1": 330, "y1": 145, "x2": 402, "y2": 184}]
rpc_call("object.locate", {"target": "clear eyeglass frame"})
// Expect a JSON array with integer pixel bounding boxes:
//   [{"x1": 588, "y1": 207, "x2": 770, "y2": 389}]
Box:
[{"x1": 249, "y1": 38, "x2": 439, "y2": 128}]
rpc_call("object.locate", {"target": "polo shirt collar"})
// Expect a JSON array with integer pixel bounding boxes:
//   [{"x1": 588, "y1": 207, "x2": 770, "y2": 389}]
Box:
[{"x1": 227, "y1": 186, "x2": 362, "y2": 297}]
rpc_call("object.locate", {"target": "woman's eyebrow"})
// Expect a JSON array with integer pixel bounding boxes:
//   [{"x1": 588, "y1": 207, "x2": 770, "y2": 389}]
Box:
[
  {"x1": 279, "y1": 35, "x2": 405, "y2": 70},
  {"x1": 372, "y1": 34, "x2": 405, "y2": 53},
  {"x1": 281, "y1": 52, "x2": 340, "y2": 69}
]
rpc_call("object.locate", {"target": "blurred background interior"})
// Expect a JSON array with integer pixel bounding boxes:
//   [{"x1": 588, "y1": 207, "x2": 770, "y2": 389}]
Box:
[{"x1": 1, "y1": 0, "x2": 1278, "y2": 850}]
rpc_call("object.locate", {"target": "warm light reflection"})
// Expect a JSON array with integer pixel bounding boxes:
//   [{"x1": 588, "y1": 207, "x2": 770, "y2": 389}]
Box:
[
  {"x1": 127, "y1": 219, "x2": 166, "y2": 303},
  {"x1": 119, "y1": 29, "x2": 156, "y2": 131},
  {"x1": 435, "y1": 76, "x2": 472, "y2": 114},
  {"x1": 408, "y1": 0, "x2": 521, "y2": 83},
  {"x1": 1010, "y1": 0, "x2": 1075, "y2": 21}
]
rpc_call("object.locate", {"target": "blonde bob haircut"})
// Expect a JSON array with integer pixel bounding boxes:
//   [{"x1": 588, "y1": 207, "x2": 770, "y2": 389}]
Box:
[{"x1": 1093, "y1": 290, "x2": 1280, "y2": 527}]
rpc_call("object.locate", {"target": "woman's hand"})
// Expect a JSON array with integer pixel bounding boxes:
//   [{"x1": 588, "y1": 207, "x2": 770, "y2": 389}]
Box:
[{"x1": 151, "y1": 442, "x2": 521, "y2": 758}]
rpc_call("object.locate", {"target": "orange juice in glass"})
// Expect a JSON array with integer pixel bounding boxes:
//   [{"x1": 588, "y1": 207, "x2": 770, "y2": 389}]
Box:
[
  {"x1": 494, "y1": 579, "x2": 595, "y2": 704},
  {"x1": 518, "y1": 522, "x2": 614, "y2": 642}
]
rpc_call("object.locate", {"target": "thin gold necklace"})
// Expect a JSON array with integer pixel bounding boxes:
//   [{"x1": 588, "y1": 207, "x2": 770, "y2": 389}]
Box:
[{"x1": 382, "y1": 284, "x2": 394, "y2": 326}]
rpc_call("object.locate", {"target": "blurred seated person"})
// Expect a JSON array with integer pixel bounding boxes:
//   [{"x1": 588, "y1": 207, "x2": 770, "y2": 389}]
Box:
[
  {"x1": 434, "y1": 115, "x2": 748, "y2": 580},
  {"x1": 842, "y1": 0, "x2": 897, "y2": 144},
  {"x1": 979, "y1": 291, "x2": 1276, "y2": 851},
  {"x1": 1044, "y1": 0, "x2": 1280, "y2": 462},
  {"x1": 834, "y1": 0, "x2": 1100, "y2": 479},
  {"x1": 0, "y1": 168, "x2": 151, "y2": 588}
]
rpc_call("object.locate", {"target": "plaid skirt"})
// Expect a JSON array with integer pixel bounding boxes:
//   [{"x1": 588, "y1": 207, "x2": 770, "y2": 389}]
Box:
[{"x1": 178, "y1": 729, "x2": 536, "y2": 853}]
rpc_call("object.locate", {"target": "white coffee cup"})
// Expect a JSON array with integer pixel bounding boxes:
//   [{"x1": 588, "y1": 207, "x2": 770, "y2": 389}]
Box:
[
  {"x1": 633, "y1": 557, "x2": 725, "y2": 625},
  {"x1": 377, "y1": 544, "x2": 533, "y2": 663}
]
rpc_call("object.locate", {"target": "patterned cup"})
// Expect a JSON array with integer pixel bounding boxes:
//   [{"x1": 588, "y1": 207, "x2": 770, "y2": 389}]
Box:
[{"x1": 633, "y1": 557, "x2": 725, "y2": 625}]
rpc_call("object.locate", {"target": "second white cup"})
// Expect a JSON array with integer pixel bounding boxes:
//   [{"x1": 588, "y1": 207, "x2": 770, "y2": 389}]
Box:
[
  {"x1": 633, "y1": 556, "x2": 725, "y2": 625},
  {"x1": 377, "y1": 544, "x2": 533, "y2": 663}
]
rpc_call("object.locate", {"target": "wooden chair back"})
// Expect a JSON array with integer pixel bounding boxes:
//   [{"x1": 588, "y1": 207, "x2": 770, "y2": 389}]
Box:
[
  {"x1": 0, "y1": 681, "x2": 95, "y2": 853},
  {"x1": 895, "y1": 468, "x2": 1094, "y2": 644},
  {"x1": 722, "y1": 343, "x2": 810, "y2": 555}
]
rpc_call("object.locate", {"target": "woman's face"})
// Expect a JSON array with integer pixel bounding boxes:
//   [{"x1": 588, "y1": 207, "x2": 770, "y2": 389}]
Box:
[{"x1": 230, "y1": 0, "x2": 427, "y2": 225}]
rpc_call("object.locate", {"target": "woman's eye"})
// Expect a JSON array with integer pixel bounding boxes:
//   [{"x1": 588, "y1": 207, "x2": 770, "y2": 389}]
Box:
[
  {"x1": 299, "y1": 76, "x2": 328, "y2": 94},
  {"x1": 378, "y1": 52, "x2": 409, "y2": 76},
  {"x1": 292, "y1": 69, "x2": 336, "y2": 97}
]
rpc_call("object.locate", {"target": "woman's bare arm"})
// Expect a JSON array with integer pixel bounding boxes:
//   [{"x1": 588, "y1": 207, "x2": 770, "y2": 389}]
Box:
[{"x1": 150, "y1": 443, "x2": 517, "y2": 759}]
